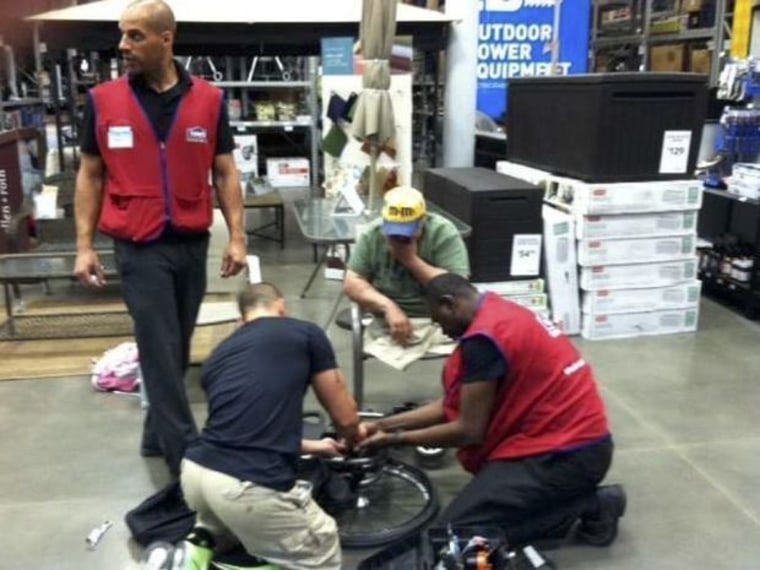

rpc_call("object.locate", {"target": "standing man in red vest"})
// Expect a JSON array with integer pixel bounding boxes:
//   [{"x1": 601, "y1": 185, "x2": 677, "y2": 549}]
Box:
[
  {"x1": 359, "y1": 273, "x2": 626, "y2": 547},
  {"x1": 74, "y1": 0, "x2": 247, "y2": 477}
]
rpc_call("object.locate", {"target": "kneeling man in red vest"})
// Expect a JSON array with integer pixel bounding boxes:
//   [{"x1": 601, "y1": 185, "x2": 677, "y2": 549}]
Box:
[{"x1": 358, "y1": 273, "x2": 625, "y2": 547}]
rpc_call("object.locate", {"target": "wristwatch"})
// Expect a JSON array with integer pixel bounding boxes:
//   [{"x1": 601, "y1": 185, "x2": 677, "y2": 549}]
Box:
[{"x1": 390, "y1": 430, "x2": 404, "y2": 446}]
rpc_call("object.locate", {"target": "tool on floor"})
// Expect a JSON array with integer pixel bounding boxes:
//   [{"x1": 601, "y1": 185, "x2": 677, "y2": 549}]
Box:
[{"x1": 85, "y1": 520, "x2": 113, "y2": 550}]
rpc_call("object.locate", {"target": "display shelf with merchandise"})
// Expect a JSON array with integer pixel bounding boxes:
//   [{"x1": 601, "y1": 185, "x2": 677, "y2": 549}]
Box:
[
  {"x1": 591, "y1": 0, "x2": 732, "y2": 82},
  {"x1": 0, "y1": 98, "x2": 46, "y2": 133},
  {"x1": 208, "y1": 56, "x2": 320, "y2": 191},
  {"x1": 697, "y1": 185, "x2": 760, "y2": 319}
]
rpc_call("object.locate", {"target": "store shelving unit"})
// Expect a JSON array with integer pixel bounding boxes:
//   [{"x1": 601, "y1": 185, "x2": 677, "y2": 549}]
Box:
[
  {"x1": 228, "y1": 119, "x2": 313, "y2": 130},
  {"x1": 412, "y1": 82, "x2": 440, "y2": 168},
  {"x1": 412, "y1": 50, "x2": 443, "y2": 169},
  {"x1": 0, "y1": 98, "x2": 45, "y2": 132},
  {"x1": 591, "y1": 0, "x2": 732, "y2": 84},
  {"x1": 211, "y1": 56, "x2": 321, "y2": 189},
  {"x1": 698, "y1": 187, "x2": 760, "y2": 318},
  {"x1": 0, "y1": 91, "x2": 46, "y2": 254}
]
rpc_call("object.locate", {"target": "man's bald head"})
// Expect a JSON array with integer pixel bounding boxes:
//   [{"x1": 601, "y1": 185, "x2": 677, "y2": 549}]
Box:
[
  {"x1": 119, "y1": 0, "x2": 176, "y2": 78},
  {"x1": 124, "y1": 0, "x2": 177, "y2": 34}
]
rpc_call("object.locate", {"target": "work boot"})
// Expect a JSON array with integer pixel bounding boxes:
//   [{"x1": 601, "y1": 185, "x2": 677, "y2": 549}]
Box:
[{"x1": 577, "y1": 484, "x2": 626, "y2": 547}]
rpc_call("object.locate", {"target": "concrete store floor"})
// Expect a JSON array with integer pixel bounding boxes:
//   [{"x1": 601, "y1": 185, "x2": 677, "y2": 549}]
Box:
[{"x1": 2, "y1": 207, "x2": 760, "y2": 569}]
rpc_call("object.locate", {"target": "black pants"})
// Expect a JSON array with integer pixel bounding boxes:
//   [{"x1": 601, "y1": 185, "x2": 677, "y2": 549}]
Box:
[
  {"x1": 115, "y1": 236, "x2": 209, "y2": 475},
  {"x1": 439, "y1": 439, "x2": 613, "y2": 546}
]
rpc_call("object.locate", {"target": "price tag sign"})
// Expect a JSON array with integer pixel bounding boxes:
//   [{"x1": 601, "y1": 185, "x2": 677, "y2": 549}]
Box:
[
  {"x1": 510, "y1": 234, "x2": 542, "y2": 276},
  {"x1": 659, "y1": 130, "x2": 692, "y2": 174}
]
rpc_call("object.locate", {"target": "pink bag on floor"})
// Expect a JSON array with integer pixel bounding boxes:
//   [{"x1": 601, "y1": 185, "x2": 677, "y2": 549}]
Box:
[{"x1": 90, "y1": 342, "x2": 140, "y2": 393}]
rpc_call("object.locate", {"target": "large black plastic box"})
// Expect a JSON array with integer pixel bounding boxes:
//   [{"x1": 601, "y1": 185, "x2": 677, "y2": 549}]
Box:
[
  {"x1": 424, "y1": 168, "x2": 543, "y2": 283},
  {"x1": 506, "y1": 73, "x2": 708, "y2": 182}
]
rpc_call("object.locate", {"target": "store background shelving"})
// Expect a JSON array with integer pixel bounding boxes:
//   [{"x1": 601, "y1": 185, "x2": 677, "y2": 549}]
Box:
[
  {"x1": 208, "y1": 56, "x2": 321, "y2": 189},
  {"x1": 591, "y1": 0, "x2": 733, "y2": 84},
  {"x1": 697, "y1": 185, "x2": 760, "y2": 318}
]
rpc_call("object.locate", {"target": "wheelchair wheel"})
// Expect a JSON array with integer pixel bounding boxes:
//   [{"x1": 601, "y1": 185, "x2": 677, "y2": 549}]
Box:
[{"x1": 331, "y1": 459, "x2": 439, "y2": 549}]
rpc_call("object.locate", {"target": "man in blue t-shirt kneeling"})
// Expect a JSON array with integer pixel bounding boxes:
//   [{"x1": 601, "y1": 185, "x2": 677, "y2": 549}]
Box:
[{"x1": 181, "y1": 282, "x2": 359, "y2": 570}]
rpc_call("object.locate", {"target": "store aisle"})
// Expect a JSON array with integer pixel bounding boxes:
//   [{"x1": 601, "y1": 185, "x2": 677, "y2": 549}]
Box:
[{"x1": 2, "y1": 233, "x2": 760, "y2": 569}]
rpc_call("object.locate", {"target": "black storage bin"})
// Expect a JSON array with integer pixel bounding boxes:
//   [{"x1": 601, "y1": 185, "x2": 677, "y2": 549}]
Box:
[
  {"x1": 507, "y1": 73, "x2": 709, "y2": 182},
  {"x1": 424, "y1": 168, "x2": 543, "y2": 282},
  {"x1": 475, "y1": 133, "x2": 507, "y2": 169}
]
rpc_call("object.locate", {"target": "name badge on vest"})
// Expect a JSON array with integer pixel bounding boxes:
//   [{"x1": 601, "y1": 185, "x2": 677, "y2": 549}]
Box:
[
  {"x1": 107, "y1": 126, "x2": 134, "y2": 149},
  {"x1": 186, "y1": 127, "x2": 208, "y2": 144}
]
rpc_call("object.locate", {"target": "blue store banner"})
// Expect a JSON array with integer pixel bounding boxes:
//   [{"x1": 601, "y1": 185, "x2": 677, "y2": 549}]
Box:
[{"x1": 477, "y1": 0, "x2": 591, "y2": 121}]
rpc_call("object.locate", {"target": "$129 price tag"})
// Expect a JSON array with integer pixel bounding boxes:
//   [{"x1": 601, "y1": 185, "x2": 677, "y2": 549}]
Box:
[{"x1": 659, "y1": 130, "x2": 692, "y2": 174}]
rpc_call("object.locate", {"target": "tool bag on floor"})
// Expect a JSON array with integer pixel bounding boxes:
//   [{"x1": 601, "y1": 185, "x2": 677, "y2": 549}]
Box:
[{"x1": 125, "y1": 481, "x2": 196, "y2": 547}]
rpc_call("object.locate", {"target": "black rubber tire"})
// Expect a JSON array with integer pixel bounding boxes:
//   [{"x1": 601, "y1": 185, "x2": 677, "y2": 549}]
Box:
[{"x1": 333, "y1": 459, "x2": 439, "y2": 549}]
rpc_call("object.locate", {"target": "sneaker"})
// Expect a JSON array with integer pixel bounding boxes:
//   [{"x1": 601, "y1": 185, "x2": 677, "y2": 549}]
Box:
[
  {"x1": 142, "y1": 541, "x2": 175, "y2": 570},
  {"x1": 577, "y1": 484, "x2": 626, "y2": 547},
  {"x1": 171, "y1": 539, "x2": 214, "y2": 570}
]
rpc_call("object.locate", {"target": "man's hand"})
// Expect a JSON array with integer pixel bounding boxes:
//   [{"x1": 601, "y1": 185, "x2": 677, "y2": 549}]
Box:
[
  {"x1": 221, "y1": 237, "x2": 247, "y2": 278},
  {"x1": 357, "y1": 428, "x2": 397, "y2": 451},
  {"x1": 384, "y1": 303, "x2": 413, "y2": 346},
  {"x1": 74, "y1": 248, "x2": 106, "y2": 288},
  {"x1": 388, "y1": 236, "x2": 419, "y2": 267},
  {"x1": 357, "y1": 421, "x2": 379, "y2": 442},
  {"x1": 308, "y1": 438, "x2": 346, "y2": 458}
]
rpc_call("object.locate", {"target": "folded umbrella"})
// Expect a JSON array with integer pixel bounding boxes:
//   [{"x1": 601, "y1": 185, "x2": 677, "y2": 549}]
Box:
[{"x1": 350, "y1": 0, "x2": 398, "y2": 210}]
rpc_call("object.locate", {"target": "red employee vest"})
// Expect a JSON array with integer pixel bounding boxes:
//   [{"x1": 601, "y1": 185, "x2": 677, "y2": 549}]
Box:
[
  {"x1": 443, "y1": 293, "x2": 609, "y2": 473},
  {"x1": 90, "y1": 76, "x2": 222, "y2": 241}
]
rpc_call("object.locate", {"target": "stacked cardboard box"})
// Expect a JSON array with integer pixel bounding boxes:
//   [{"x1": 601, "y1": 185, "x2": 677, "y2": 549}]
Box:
[
  {"x1": 474, "y1": 279, "x2": 549, "y2": 321},
  {"x1": 728, "y1": 163, "x2": 760, "y2": 200},
  {"x1": 554, "y1": 177, "x2": 703, "y2": 340},
  {"x1": 495, "y1": 161, "x2": 581, "y2": 334},
  {"x1": 497, "y1": 161, "x2": 703, "y2": 340}
]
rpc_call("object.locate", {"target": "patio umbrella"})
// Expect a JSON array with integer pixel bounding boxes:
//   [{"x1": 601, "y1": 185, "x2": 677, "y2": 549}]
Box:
[{"x1": 350, "y1": 0, "x2": 398, "y2": 211}]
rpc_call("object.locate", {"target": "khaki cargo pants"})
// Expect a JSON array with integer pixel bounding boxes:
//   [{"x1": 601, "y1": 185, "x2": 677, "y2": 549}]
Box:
[{"x1": 180, "y1": 459, "x2": 341, "y2": 570}]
